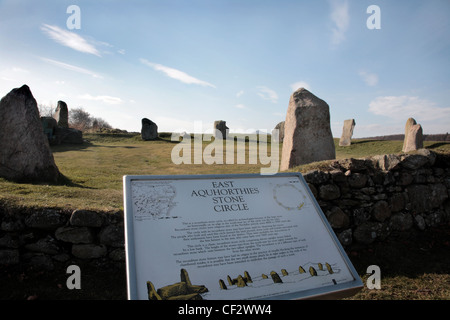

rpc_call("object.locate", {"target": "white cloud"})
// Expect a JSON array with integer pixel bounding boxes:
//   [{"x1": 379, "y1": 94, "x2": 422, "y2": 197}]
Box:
[
  {"x1": 235, "y1": 104, "x2": 246, "y2": 109},
  {"x1": 40, "y1": 24, "x2": 101, "y2": 57},
  {"x1": 1, "y1": 76, "x2": 15, "y2": 82},
  {"x1": 140, "y1": 59, "x2": 216, "y2": 88},
  {"x1": 359, "y1": 70, "x2": 378, "y2": 86},
  {"x1": 12, "y1": 67, "x2": 29, "y2": 73},
  {"x1": 290, "y1": 81, "x2": 311, "y2": 91},
  {"x1": 40, "y1": 57, "x2": 102, "y2": 79},
  {"x1": 0, "y1": 67, "x2": 30, "y2": 82},
  {"x1": 329, "y1": 0, "x2": 349, "y2": 46},
  {"x1": 79, "y1": 94, "x2": 123, "y2": 105},
  {"x1": 236, "y1": 90, "x2": 244, "y2": 97},
  {"x1": 368, "y1": 96, "x2": 450, "y2": 121},
  {"x1": 256, "y1": 86, "x2": 278, "y2": 103}
]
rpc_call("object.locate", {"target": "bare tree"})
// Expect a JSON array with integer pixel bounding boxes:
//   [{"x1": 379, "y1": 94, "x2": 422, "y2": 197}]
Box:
[
  {"x1": 92, "y1": 117, "x2": 112, "y2": 130},
  {"x1": 69, "y1": 107, "x2": 92, "y2": 131},
  {"x1": 38, "y1": 103, "x2": 55, "y2": 117},
  {"x1": 69, "y1": 107, "x2": 113, "y2": 132}
]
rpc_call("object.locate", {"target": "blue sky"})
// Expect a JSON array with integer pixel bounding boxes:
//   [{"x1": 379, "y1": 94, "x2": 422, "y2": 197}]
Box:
[{"x1": 0, "y1": 0, "x2": 449, "y2": 137}]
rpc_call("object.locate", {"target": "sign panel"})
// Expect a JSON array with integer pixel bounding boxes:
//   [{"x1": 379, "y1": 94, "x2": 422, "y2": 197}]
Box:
[{"x1": 123, "y1": 173, "x2": 362, "y2": 300}]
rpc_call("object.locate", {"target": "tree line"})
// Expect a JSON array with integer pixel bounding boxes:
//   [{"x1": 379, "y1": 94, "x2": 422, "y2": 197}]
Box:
[{"x1": 39, "y1": 104, "x2": 112, "y2": 132}]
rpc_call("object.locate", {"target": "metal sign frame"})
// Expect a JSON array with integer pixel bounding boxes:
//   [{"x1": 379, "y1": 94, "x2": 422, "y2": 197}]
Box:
[{"x1": 123, "y1": 172, "x2": 363, "y2": 300}]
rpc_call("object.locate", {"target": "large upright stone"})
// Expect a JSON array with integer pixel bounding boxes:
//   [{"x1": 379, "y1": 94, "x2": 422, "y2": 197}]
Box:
[
  {"x1": 141, "y1": 118, "x2": 158, "y2": 140},
  {"x1": 213, "y1": 120, "x2": 228, "y2": 139},
  {"x1": 41, "y1": 116, "x2": 57, "y2": 140},
  {"x1": 53, "y1": 100, "x2": 69, "y2": 128},
  {"x1": 403, "y1": 124, "x2": 423, "y2": 152},
  {"x1": 272, "y1": 121, "x2": 285, "y2": 142},
  {"x1": 0, "y1": 85, "x2": 60, "y2": 182},
  {"x1": 402, "y1": 118, "x2": 417, "y2": 152},
  {"x1": 339, "y1": 119, "x2": 355, "y2": 146},
  {"x1": 280, "y1": 88, "x2": 336, "y2": 170}
]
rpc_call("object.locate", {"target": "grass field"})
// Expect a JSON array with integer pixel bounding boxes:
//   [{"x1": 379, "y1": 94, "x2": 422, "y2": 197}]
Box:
[
  {"x1": 1, "y1": 132, "x2": 449, "y2": 212},
  {"x1": 0, "y1": 132, "x2": 449, "y2": 300}
]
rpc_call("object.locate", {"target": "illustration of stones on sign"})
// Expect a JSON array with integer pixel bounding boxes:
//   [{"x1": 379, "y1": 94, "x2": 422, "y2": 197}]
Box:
[
  {"x1": 326, "y1": 263, "x2": 334, "y2": 274},
  {"x1": 217, "y1": 262, "x2": 340, "y2": 292},
  {"x1": 270, "y1": 271, "x2": 283, "y2": 283},
  {"x1": 236, "y1": 275, "x2": 247, "y2": 287},
  {"x1": 280, "y1": 88, "x2": 335, "y2": 170},
  {"x1": 219, "y1": 279, "x2": 227, "y2": 290},
  {"x1": 339, "y1": 119, "x2": 355, "y2": 147},
  {"x1": 147, "y1": 268, "x2": 208, "y2": 300},
  {"x1": 273, "y1": 183, "x2": 307, "y2": 211},
  {"x1": 244, "y1": 271, "x2": 252, "y2": 283}
]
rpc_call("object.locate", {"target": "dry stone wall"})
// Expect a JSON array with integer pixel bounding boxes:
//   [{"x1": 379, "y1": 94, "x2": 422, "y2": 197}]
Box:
[
  {"x1": 0, "y1": 208, "x2": 124, "y2": 270},
  {"x1": 303, "y1": 149, "x2": 450, "y2": 246},
  {"x1": 0, "y1": 148, "x2": 449, "y2": 269}
]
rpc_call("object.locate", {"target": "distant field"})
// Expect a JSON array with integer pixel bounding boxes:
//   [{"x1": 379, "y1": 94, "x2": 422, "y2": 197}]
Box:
[{"x1": 0, "y1": 132, "x2": 449, "y2": 211}]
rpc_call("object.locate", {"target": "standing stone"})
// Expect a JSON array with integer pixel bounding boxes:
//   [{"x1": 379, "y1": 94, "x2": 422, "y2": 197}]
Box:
[
  {"x1": 41, "y1": 116, "x2": 58, "y2": 141},
  {"x1": 53, "y1": 100, "x2": 69, "y2": 128},
  {"x1": 141, "y1": 118, "x2": 158, "y2": 140},
  {"x1": 280, "y1": 88, "x2": 336, "y2": 170},
  {"x1": 402, "y1": 118, "x2": 417, "y2": 152},
  {"x1": 272, "y1": 121, "x2": 285, "y2": 142},
  {"x1": 403, "y1": 123, "x2": 423, "y2": 152},
  {"x1": 54, "y1": 127, "x2": 83, "y2": 144},
  {"x1": 339, "y1": 119, "x2": 355, "y2": 146},
  {"x1": 0, "y1": 85, "x2": 60, "y2": 182},
  {"x1": 213, "y1": 120, "x2": 228, "y2": 139}
]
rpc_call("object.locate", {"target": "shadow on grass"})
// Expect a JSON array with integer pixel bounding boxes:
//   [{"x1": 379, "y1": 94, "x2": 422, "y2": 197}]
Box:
[
  {"x1": 426, "y1": 142, "x2": 450, "y2": 149},
  {"x1": 51, "y1": 140, "x2": 93, "y2": 153},
  {"x1": 56, "y1": 173, "x2": 96, "y2": 189}
]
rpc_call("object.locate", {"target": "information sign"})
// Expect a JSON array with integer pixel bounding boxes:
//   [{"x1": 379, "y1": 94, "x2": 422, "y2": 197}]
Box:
[{"x1": 123, "y1": 173, "x2": 363, "y2": 300}]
